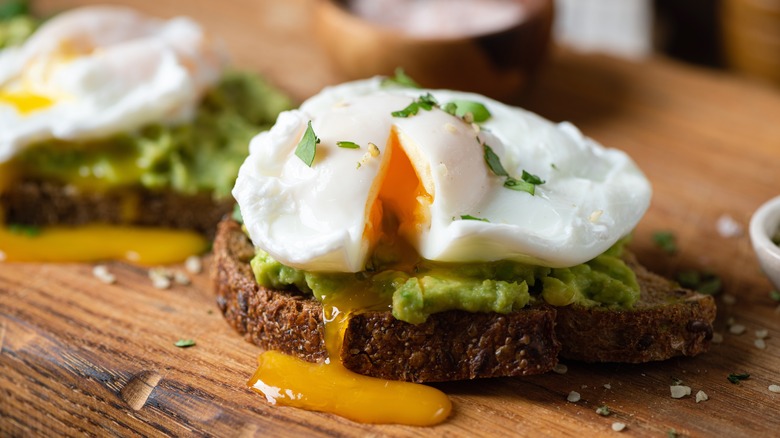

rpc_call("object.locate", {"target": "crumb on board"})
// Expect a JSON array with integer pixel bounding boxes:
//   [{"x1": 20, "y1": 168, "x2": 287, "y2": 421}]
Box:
[
  {"x1": 670, "y1": 385, "x2": 692, "y2": 399},
  {"x1": 92, "y1": 265, "x2": 116, "y2": 284},
  {"x1": 695, "y1": 390, "x2": 709, "y2": 403},
  {"x1": 611, "y1": 422, "x2": 626, "y2": 432},
  {"x1": 185, "y1": 255, "x2": 202, "y2": 274},
  {"x1": 552, "y1": 363, "x2": 568, "y2": 374},
  {"x1": 567, "y1": 391, "x2": 581, "y2": 403}
]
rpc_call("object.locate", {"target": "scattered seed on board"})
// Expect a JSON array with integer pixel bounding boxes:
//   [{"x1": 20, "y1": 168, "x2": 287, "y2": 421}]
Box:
[
  {"x1": 149, "y1": 268, "x2": 172, "y2": 289},
  {"x1": 611, "y1": 422, "x2": 626, "y2": 432},
  {"x1": 670, "y1": 385, "x2": 691, "y2": 399},
  {"x1": 567, "y1": 391, "x2": 581, "y2": 402},
  {"x1": 711, "y1": 332, "x2": 724, "y2": 343},
  {"x1": 754, "y1": 339, "x2": 767, "y2": 349},
  {"x1": 755, "y1": 329, "x2": 769, "y2": 339},
  {"x1": 185, "y1": 255, "x2": 203, "y2": 274},
  {"x1": 729, "y1": 324, "x2": 746, "y2": 335},
  {"x1": 92, "y1": 265, "x2": 116, "y2": 284},
  {"x1": 552, "y1": 363, "x2": 568, "y2": 374},
  {"x1": 769, "y1": 385, "x2": 780, "y2": 393},
  {"x1": 174, "y1": 271, "x2": 191, "y2": 285},
  {"x1": 695, "y1": 390, "x2": 709, "y2": 403}
]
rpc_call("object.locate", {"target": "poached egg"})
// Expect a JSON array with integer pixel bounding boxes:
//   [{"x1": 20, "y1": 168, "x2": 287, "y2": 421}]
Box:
[
  {"x1": 233, "y1": 78, "x2": 652, "y2": 272},
  {"x1": 0, "y1": 5, "x2": 226, "y2": 162}
]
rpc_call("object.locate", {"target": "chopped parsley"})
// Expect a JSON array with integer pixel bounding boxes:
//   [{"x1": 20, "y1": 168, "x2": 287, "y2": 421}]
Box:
[
  {"x1": 652, "y1": 230, "x2": 678, "y2": 254},
  {"x1": 231, "y1": 204, "x2": 244, "y2": 224},
  {"x1": 667, "y1": 429, "x2": 679, "y2": 438},
  {"x1": 483, "y1": 143, "x2": 543, "y2": 195},
  {"x1": 294, "y1": 120, "x2": 319, "y2": 167},
  {"x1": 391, "y1": 93, "x2": 438, "y2": 118},
  {"x1": 336, "y1": 141, "x2": 360, "y2": 149},
  {"x1": 727, "y1": 372, "x2": 750, "y2": 384},
  {"x1": 174, "y1": 339, "x2": 196, "y2": 348},
  {"x1": 380, "y1": 67, "x2": 421, "y2": 89},
  {"x1": 595, "y1": 405, "x2": 611, "y2": 416},
  {"x1": 460, "y1": 215, "x2": 489, "y2": 222},
  {"x1": 676, "y1": 270, "x2": 722, "y2": 295},
  {"x1": 7, "y1": 223, "x2": 41, "y2": 237},
  {"x1": 443, "y1": 100, "x2": 492, "y2": 123}
]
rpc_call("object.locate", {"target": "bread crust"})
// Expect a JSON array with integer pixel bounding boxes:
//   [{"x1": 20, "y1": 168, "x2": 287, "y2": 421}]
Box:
[
  {"x1": 212, "y1": 218, "x2": 716, "y2": 382},
  {"x1": 1, "y1": 178, "x2": 232, "y2": 235},
  {"x1": 213, "y1": 218, "x2": 561, "y2": 382}
]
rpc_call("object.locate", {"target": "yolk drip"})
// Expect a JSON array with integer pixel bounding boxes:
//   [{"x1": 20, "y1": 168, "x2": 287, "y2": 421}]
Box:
[
  {"x1": 0, "y1": 90, "x2": 55, "y2": 114},
  {"x1": 247, "y1": 286, "x2": 452, "y2": 426},
  {"x1": 0, "y1": 224, "x2": 207, "y2": 265}
]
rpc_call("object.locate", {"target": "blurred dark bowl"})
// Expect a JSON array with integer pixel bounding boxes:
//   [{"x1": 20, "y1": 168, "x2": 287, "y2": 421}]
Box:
[{"x1": 314, "y1": 0, "x2": 554, "y2": 102}]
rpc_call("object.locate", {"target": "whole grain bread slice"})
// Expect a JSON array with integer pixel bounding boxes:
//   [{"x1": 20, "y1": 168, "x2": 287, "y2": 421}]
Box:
[
  {"x1": 212, "y1": 218, "x2": 716, "y2": 382},
  {"x1": 1, "y1": 178, "x2": 233, "y2": 236}
]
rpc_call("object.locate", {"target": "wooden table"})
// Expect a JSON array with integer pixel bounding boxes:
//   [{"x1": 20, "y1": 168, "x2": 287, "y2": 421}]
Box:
[{"x1": 3, "y1": 1, "x2": 780, "y2": 436}]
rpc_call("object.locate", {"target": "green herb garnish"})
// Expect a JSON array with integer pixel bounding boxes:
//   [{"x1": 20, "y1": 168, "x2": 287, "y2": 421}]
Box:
[
  {"x1": 460, "y1": 215, "x2": 489, "y2": 222},
  {"x1": 231, "y1": 204, "x2": 243, "y2": 224},
  {"x1": 483, "y1": 144, "x2": 508, "y2": 177},
  {"x1": 8, "y1": 223, "x2": 41, "y2": 237},
  {"x1": 504, "y1": 177, "x2": 536, "y2": 195},
  {"x1": 295, "y1": 120, "x2": 320, "y2": 167},
  {"x1": 336, "y1": 141, "x2": 360, "y2": 149},
  {"x1": 0, "y1": 0, "x2": 28, "y2": 20},
  {"x1": 727, "y1": 372, "x2": 750, "y2": 384},
  {"x1": 667, "y1": 429, "x2": 679, "y2": 438},
  {"x1": 483, "y1": 143, "x2": 542, "y2": 195},
  {"x1": 595, "y1": 405, "x2": 611, "y2": 416},
  {"x1": 676, "y1": 270, "x2": 722, "y2": 295},
  {"x1": 381, "y1": 67, "x2": 421, "y2": 89},
  {"x1": 652, "y1": 231, "x2": 678, "y2": 254},
  {"x1": 391, "y1": 93, "x2": 438, "y2": 118},
  {"x1": 444, "y1": 100, "x2": 492, "y2": 123},
  {"x1": 770, "y1": 290, "x2": 780, "y2": 302},
  {"x1": 174, "y1": 339, "x2": 196, "y2": 348}
]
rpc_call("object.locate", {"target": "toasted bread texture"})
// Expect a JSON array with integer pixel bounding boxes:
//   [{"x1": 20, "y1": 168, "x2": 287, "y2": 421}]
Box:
[
  {"x1": 212, "y1": 218, "x2": 716, "y2": 382},
  {"x1": 1, "y1": 178, "x2": 233, "y2": 235}
]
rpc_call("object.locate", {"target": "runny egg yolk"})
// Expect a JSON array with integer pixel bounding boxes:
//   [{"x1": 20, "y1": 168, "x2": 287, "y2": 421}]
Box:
[
  {"x1": 246, "y1": 130, "x2": 450, "y2": 426},
  {"x1": 0, "y1": 225, "x2": 208, "y2": 265},
  {"x1": 0, "y1": 90, "x2": 56, "y2": 114},
  {"x1": 364, "y1": 128, "x2": 432, "y2": 254},
  {"x1": 248, "y1": 285, "x2": 452, "y2": 425}
]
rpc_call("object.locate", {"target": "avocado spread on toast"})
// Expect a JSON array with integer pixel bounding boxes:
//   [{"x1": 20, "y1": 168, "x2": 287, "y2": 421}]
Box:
[
  {"x1": 6, "y1": 72, "x2": 291, "y2": 198},
  {"x1": 250, "y1": 238, "x2": 639, "y2": 324}
]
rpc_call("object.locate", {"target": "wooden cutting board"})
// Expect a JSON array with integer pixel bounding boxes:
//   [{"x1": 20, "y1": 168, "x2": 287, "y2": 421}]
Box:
[{"x1": 3, "y1": 1, "x2": 780, "y2": 436}]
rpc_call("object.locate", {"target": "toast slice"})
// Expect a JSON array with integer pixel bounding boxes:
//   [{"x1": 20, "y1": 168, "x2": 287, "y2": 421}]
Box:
[
  {"x1": 1, "y1": 178, "x2": 233, "y2": 236},
  {"x1": 213, "y1": 218, "x2": 716, "y2": 382}
]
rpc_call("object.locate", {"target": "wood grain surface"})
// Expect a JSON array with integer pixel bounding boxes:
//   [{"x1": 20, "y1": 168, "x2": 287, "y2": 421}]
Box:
[{"x1": 3, "y1": 1, "x2": 780, "y2": 436}]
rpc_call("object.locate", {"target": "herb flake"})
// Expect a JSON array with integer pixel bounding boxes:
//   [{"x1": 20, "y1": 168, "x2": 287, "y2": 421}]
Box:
[
  {"x1": 8, "y1": 223, "x2": 41, "y2": 237},
  {"x1": 391, "y1": 93, "x2": 438, "y2": 118},
  {"x1": 727, "y1": 372, "x2": 750, "y2": 384},
  {"x1": 336, "y1": 141, "x2": 360, "y2": 149},
  {"x1": 595, "y1": 405, "x2": 611, "y2": 416},
  {"x1": 174, "y1": 339, "x2": 196, "y2": 348},
  {"x1": 652, "y1": 231, "x2": 678, "y2": 254},
  {"x1": 770, "y1": 290, "x2": 780, "y2": 302},
  {"x1": 444, "y1": 100, "x2": 492, "y2": 123},
  {"x1": 295, "y1": 120, "x2": 319, "y2": 167},
  {"x1": 381, "y1": 67, "x2": 421, "y2": 89},
  {"x1": 460, "y1": 215, "x2": 489, "y2": 222},
  {"x1": 676, "y1": 270, "x2": 722, "y2": 295},
  {"x1": 483, "y1": 144, "x2": 508, "y2": 177}
]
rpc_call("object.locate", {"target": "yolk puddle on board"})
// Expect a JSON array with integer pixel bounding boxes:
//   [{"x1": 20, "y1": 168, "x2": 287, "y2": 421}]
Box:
[
  {"x1": 0, "y1": 224, "x2": 207, "y2": 265},
  {"x1": 247, "y1": 286, "x2": 452, "y2": 426}
]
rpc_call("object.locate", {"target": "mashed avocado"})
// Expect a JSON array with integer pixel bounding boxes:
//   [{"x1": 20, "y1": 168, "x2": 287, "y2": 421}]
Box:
[
  {"x1": 8, "y1": 72, "x2": 291, "y2": 198},
  {"x1": 250, "y1": 239, "x2": 640, "y2": 324}
]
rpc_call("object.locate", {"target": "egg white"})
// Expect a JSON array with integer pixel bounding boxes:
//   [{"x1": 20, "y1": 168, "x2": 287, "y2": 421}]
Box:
[
  {"x1": 233, "y1": 78, "x2": 652, "y2": 272},
  {"x1": 0, "y1": 5, "x2": 226, "y2": 162}
]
